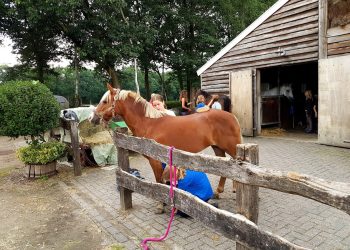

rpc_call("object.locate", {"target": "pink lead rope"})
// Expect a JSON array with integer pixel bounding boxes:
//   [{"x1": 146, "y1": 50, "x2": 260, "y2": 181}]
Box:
[{"x1": 141, "y1": 146, "x2": 177, "y2": 250}]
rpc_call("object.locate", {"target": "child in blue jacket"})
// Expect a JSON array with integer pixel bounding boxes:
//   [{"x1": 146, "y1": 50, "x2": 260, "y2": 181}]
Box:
[
  {"x1": 162, "y1": 166, "x2": 214, "y2": 202},
  {"x1": 195, "y1": 95, "x2": 206, "y2": 110}
]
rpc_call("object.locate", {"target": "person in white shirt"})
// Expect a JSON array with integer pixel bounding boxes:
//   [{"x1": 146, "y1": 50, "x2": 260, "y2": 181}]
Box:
[
  {"x1": 150, "y1": 94, "x2": 176, "y2": 116},
  {"x1": 208, "y1": 94, "x2": 222, "y2": 110}
]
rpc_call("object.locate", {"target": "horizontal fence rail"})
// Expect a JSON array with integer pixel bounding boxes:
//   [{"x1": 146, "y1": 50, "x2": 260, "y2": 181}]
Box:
[
  {"x1": 116, "y1": 169, "x2": 307, "y2": 250},
  {"x1": 113, "y1": 132, "x2": 350, "y2": 215}
]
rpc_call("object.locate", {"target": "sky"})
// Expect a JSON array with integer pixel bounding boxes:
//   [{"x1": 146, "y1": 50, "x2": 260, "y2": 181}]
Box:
[
  {"x1": 0, "y1": 36, "x2": 19, "y2": 66},
  {"x1": 0, "y1": 35, "x2": 72, "y2": 68}
]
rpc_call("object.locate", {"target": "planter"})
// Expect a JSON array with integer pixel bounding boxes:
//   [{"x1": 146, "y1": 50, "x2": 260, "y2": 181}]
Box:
[{"x1": 25, "y1": 161, "x2": 57, "y2": 178}]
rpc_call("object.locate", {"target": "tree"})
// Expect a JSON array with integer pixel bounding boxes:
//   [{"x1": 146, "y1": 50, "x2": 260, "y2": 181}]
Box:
[
  {"x1": 0, "y1": 80, "x2": 60, "y2": 141},
  {"x1": 52, "y1": 0, "x2": 145, "y2": 88},
  {"x1": 46, "y1": 68, "x2": 108, "y2": 105},
  {"x1": 160, "y1": 0, "x2": 277, "y2": 97},
  {"x1": 216, "y1": 0, "x2": 277, "y2": 41},
  {"x1": 126, "y1": 0, "x2": 178, "y2": 100},
  {"x1": 0, "y1": 64, "x2": 38, "y2": 83},
  {"x1": 1, "y1": 0, "x2": 62, "y2": 83},
  {"x1": 1, "y1": 0, "x2": 277, "y2": 95}
]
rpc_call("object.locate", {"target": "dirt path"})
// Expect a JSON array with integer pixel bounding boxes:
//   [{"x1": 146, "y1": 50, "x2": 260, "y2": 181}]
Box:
[{"x1": 0, "y1": 137, "x2": 117, "y2": 250}]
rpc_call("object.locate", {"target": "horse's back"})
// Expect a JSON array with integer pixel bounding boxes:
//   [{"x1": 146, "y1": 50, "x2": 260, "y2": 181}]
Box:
[
  {"x1": 146, "y1": 110, "x2": 241, "y2": 154},
  {"x1": 204, "y1": 110, "x2": 241, "y2": 136},
  {"x1": 153, "y1": 109, "x2": 241, "y2": 138}
]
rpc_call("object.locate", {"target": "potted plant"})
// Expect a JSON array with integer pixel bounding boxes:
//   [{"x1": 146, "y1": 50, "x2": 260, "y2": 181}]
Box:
[
  {"x1": 17, "y1": 140, "x2": 66, "y2": 177},
  {"x1": 0, "y1": 80, "x2": 64, "y2": 177}
]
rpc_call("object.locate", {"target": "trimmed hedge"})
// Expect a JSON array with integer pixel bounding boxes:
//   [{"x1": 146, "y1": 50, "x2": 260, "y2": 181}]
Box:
[
  {"x1": 165, "y1": 100, "x2": 181, "y2": 109},
  {"x1": 0, "y1": 80, "x2": 60, "y2": 140}
]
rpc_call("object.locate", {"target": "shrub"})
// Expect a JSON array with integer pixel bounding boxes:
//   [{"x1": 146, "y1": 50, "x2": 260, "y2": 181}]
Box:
[
  {"x1": 16, "y1": 141, "x2": 66, "y2": 164},
  {"x1": 165, "y1": 100, "x2": 181, "y2": 109},
  {"x1": 0, "y1": 80, "x2": 60, "y2": 141}
]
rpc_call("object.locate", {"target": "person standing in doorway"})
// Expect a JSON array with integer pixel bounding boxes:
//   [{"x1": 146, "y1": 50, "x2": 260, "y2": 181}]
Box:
[{"x1": 304, "y1": 90, "x2": 317, "y2": 133}]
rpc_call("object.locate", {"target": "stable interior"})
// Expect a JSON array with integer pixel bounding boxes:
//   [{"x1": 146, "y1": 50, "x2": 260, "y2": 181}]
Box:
[{"x1": 259, "y1": 62, "x2": 318, "y2": 134}]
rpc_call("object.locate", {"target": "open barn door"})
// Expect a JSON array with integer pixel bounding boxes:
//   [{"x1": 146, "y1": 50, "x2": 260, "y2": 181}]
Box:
[
  {"x1": 230, "y1": 69, "x2": 254, "y2": 136},
  {"x1": 319, "y1": 56, "x2": 350, "y2": 148}
]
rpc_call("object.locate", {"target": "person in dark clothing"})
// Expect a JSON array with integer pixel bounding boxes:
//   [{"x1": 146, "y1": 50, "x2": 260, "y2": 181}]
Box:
[
  {"x1": 179, "y1": 90, "x2": 191, "y2": 115},
  {"x1": 304, "y1": 90, "x2": 317, "y2": 133},
  {"x1": 312, "y1": 94, "x2": 318, "y2": 133}
]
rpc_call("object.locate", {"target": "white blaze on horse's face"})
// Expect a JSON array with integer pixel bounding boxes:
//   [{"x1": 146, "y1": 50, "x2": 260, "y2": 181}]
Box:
[
  {"x1": 88, "y1": 106, "x2": 101, "y2": 124},
  {"x1": 88, "y1": 106, "x2": 96, "y2": 121},
  {"x1": 101, "y1": 90, "x2": 111, "y2": 104}
]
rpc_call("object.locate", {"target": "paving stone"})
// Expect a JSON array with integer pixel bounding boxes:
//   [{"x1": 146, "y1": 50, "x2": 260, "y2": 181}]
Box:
[
  {"x1": 60, "y1": 136, "x2": 350, "y2": 250},
  {"x1": 100, "y1": 220, "x2": 113, "y2": 229}
]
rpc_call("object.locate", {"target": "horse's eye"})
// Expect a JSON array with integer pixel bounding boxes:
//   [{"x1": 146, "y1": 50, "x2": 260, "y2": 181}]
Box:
[{"x1": 103, "y1": 101, "x2": 107, "y2": 104}]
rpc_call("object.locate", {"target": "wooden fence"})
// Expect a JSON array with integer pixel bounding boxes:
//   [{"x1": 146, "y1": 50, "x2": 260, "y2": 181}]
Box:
[{"x1": 112, "y1": 128, "x2": 350, "y2": 250}]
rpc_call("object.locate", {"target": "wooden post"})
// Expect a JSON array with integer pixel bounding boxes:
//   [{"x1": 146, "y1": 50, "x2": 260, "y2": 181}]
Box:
[
  {"x1": 115, "y1": 127, "x2": 133, "y2": 210},
  {"x1": 319, "y1": 0, "x2": 328, "y2": 59},
  {"x1": 69, "y1": 120, "x2": 82, "y2": 176},
  {"x1": 236, "y1": 143, "x2": 259, "y2": 250}
]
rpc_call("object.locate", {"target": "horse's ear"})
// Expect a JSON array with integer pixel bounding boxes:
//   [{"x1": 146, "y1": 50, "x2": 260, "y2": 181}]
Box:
[{"x1": 107, "y1": 83, "x2": 116, "y2": 94}]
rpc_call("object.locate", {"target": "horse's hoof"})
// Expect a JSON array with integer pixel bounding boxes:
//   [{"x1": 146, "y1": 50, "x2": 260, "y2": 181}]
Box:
[
  {"x1": 155, "y1": 208, "x2": 164, "y2": 214},
  {"x1": 213, "y1": 192, "x2": 220, "y2": 199},
  {"x1": 155, "y1": 203, "x2": 164, "y2": 214}
]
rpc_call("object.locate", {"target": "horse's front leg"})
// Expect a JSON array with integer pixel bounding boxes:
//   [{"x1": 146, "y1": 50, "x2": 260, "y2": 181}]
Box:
[{"x1": 147, "y1": 158, "x2": 165, "y2": 214}]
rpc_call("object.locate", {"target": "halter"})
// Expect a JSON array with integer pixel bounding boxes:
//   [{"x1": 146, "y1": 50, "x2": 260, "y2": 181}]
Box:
[{"x1": 94, "y1": 89, "x2": 120, "y2": 123}]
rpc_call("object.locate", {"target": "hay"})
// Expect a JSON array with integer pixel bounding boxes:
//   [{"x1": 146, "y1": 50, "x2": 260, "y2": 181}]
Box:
[
  {"x1": 82, "y1": 131, "x2": 113, "y2": 145},
  {"x1": 78, "y1": 120, "x2": 113, "y2": 145},
  {"x1": 260, "y1": 128, "x2": 286, "y2": 136}
]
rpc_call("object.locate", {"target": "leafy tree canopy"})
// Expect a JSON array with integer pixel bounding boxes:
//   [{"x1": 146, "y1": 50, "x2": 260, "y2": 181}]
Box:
[
  {"x1": 1, "y1": 0, "x2": 277, "y2": 97},
  {"x1": 0, "y1": 80, "x2": 60, "y2": 141}
]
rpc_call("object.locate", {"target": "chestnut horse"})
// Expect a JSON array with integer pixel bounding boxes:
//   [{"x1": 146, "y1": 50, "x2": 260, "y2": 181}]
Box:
[{"x1": 89, "y1": 85, "x2": 242, "y2": 212}]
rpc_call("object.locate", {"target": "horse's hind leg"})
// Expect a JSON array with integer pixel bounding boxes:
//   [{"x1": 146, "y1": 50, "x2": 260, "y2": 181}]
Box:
[{"x1": 212, "y1": 146, "x2": 227, "y2": 198}]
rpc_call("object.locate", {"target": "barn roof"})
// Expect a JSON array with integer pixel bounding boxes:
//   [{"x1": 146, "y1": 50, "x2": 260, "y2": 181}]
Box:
[{"x1": 197, "y1": 0, "x2": 289, "y2": 76}]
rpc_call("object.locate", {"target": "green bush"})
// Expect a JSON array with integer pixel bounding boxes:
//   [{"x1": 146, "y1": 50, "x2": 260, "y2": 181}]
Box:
[
  {"x1": 16, "y1": 141, "x2": 66, "y2": 164},
  {"x1": 0, "y1": 80, "x2": 60, "y2": 141},
  {"x1": 165, "y1": 100, "x2": 181, "y2": 109}
]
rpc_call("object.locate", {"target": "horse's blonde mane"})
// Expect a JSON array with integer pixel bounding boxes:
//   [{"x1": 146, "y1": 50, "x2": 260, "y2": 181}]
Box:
[{"x1": 116, "y1": 90, "x2": 168, "y2": 118}]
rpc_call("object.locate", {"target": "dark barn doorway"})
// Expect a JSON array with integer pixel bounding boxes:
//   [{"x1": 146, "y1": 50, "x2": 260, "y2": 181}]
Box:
[{"x1": 260, "y1": 62, "x2": 318, "y2": 133}]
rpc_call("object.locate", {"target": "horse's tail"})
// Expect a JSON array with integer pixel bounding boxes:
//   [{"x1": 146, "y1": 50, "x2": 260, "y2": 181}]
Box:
[
  {"x1": 219, "y1": 95, "x2": 231, "y2": 113},
  {"x1": 221, "y1": 95, "x2": 241, "y2": 144}
]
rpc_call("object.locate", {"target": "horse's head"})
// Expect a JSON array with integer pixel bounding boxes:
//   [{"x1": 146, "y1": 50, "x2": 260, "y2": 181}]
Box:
[
  {"x1": 280, "y1": 84, "x2": 294, "y2": 100},
  {"x1": 89, "y1": 84, "x2": 120, "y2": 125}
]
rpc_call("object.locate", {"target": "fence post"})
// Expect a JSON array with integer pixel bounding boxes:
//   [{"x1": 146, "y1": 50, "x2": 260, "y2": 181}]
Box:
[
  {"x1": 236, "y1": 143, "x2": 259, "y2": 250},
  {"x1": 115, "y1": 127, "x2": 133, "y2": 210},
  {"x1": 69, "y1": 120, "x2": 82, "y2": 176}
]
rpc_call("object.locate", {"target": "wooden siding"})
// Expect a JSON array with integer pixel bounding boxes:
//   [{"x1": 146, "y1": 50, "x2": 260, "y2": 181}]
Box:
[
  {"x1": 201, "y1": 0, "x2": 319, "y2": 93},
  {"x1": 327, "y1": 24, "x2": 350, "y2": 57}
]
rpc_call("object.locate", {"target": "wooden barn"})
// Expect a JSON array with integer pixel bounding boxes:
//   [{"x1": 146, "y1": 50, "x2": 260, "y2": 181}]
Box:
[{"x1": 197, "y1": 0, "x2": 350, "y2": 148}]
